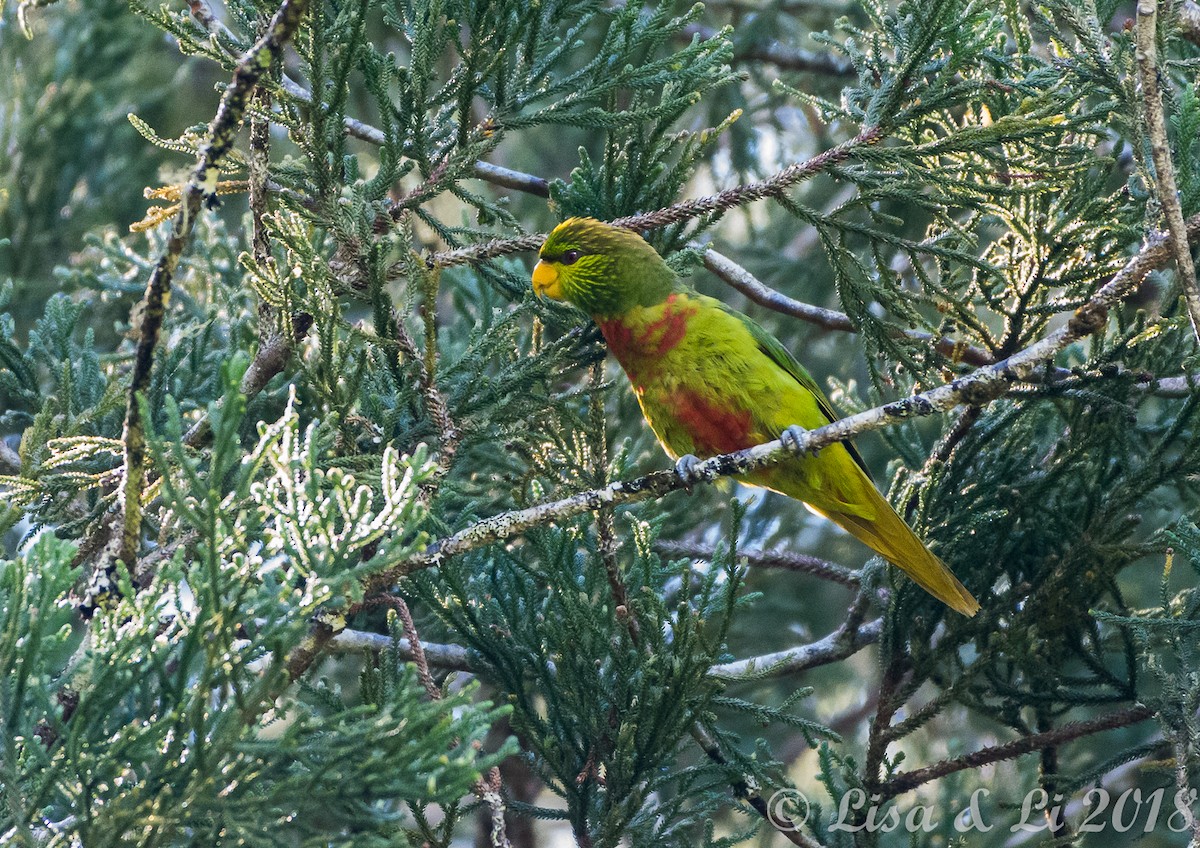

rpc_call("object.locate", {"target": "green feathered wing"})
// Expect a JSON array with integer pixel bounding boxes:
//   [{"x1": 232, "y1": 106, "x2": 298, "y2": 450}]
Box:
[{"x1": 727, "y1": 306, "x2": 980, "y2": 616}]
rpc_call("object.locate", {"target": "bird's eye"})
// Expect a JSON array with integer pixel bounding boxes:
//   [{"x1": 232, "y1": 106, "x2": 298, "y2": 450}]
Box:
[{"x1": 562, "y1": 249, "x2": 582, "y2": 265}]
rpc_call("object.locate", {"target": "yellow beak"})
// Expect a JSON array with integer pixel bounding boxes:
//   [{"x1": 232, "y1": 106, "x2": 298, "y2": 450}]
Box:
[{"x1": 531, "y1": 260, "x2": 563, "y2": 300}]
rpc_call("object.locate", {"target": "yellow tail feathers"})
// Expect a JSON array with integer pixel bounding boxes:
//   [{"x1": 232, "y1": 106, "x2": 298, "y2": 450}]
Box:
[
  {"x1": 818, "y1": 501, "x2": 980, "y2": 617},
  {"x1": 749, "y1": 451, "x2": 980, "y2": 617}
]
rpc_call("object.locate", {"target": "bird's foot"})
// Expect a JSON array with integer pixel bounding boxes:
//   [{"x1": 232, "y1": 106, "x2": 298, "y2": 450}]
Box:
[
  {"x1": 781, "y1": 425, "x2": 817, "y2": 457},
  {"x1": 674, "y1": 453, "x2": 704, "y2": 492}
]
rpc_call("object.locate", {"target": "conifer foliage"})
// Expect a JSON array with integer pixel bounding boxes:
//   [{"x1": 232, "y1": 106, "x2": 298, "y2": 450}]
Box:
[{"x1": 3, "y1": 0, "x2": 1200, "y2": 845}]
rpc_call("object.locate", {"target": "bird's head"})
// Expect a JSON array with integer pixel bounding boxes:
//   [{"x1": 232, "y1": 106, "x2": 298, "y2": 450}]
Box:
[{"x1": 532, "y1": 217, "x2": 676, "y2": 317}]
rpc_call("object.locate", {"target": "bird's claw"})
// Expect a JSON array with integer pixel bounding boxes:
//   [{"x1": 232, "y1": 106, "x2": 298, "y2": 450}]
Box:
[
  {"x1": 674, "y1": 453, "x2": 703, "y2": 491},
  {"x1": 781, "y1": 425, "x2": 816, "y2": 457}
]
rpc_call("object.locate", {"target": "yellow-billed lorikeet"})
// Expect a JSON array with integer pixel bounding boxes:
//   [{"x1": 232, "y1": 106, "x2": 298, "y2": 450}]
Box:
[{"x1": 532, "y1": 217, "x2": 979, "y2": 617}]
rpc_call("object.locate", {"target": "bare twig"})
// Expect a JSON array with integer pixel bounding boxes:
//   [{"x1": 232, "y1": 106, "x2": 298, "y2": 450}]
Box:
[
  {"x1": 368, "y1": 214, "x2": 1199, "y2": 593},
  {"x1": 327, "y1": 626, "x2": 475, "y2": 670},
  {"x1": 115, "y1": 0, "x2": 309, "y2": 576},
  {"x1": 653, "y1": 540, "x2": 860, "y2": 588},
  {"x1": 704, "y1": 249, "x2": 997, "y2": 367},
  {"x1": 472, "y1": 161, "x2": 550, "y2": 197},
  {"x1": 181, "y1": 319, "x2": 311, "y2": 448},
  {"x1": 710, "y1": 617, "x2": 882, "y2": 680},
  {"x1": 878, "y1": 705, "x2": 1154, "y2": 799},
  {"x1": 1135, "y1": 0, "x2": 1200, "y2": 342}
]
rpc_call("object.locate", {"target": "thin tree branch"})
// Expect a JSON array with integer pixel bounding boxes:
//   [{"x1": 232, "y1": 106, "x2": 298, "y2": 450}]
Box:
[
  {"x1": 740, "y1": 41, "x2": 855, "y2": 76},
  {"x1": 340, "y1": 596, "x2": 511, "y2": 848},
  {"x1": 1135, "y1": 0, "x2": 1200, "y2": 342},
  {"x1": 329, "y1": 620, "x2": 882, "y2": 684},
  {"x1": 653, "y1": 540, "x2": 860, "y2": 588},
  {"x1": 115, "y1": 0, "x2": 309, "y2": 576},
  {"x1": 589, "y1": 362, "x2": 640, "y2": 644},
  {"x1": 903, "y1": 404, "x2": 982, "y2": 518},
  {"x1": 389, "y1": 595, "x2": 441, "y2": 699},
  {"x1": 472, "y1": 161, "x2": 550, "y2": 197},
  {"x1": 584, "y1": 365, "x2": 804, "y2": 842},
  {"x1": 0, "y1": 439, "x2": 20, "y2": 476},
  {"x1": 327, "y1": 626, "x2": 476, "y2": 670},
  {"x1": 878, "y1": 705, "x2": 1154, "y2": 799},
  {"x1": 1152, "y1": 373, "x2": 1200, "y2": 396},
  {"x1": 703, "y1": 249, "x2": 998, "y2": 367},
  {"x1": 710, "y1": 617, "x2": 883, "y2": 680},
  {"x1": 368, "y1": 213, "x2": 1199, "y2": 593},
  {"x1": 387, "y1": 594, "x2": 512, "y2": 848},
  {"x1": 687, "y1": 25, "x2": 855, "y2": 76},
  {"x1": 248, "y1": 88, "x2": 272, "y2": 265},
  {"x1": 422, "y1": 126, "x2": 885, "y2": 270},
  {"x1": 864, "y1": 653, "x2": 911, "y2": 792},
  {"x1": 181, "y1": 315, "x2": 312, "y2": 448},
  {"x1": 688, "y1": 723, "x2": 821, "y2": 847},
  {"x1": 1171, "y1": 733, "x2": 1200, "y2": 845}
]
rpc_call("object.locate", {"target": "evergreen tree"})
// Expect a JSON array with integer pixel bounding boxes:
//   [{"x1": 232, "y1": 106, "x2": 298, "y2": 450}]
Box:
[{"x1": 3, "y1": 0, "x2": 1200, "y2": 845}]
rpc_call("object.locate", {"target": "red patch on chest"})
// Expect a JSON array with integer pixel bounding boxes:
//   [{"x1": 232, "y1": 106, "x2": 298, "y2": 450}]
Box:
[
  {"x1": 671, "y1": 390, "x2": 754, "y2": 457},
  {"x1": 596, "y1": 294, "x2": 695, "y2": 385},
  {"x1": 638, "y1": 296, "x2": 690, "y2": 354}
]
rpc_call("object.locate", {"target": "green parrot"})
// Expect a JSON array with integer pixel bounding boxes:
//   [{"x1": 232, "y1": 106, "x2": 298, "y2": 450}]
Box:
[{"x1": 531, "y1": 217, "x2": 979, "y2": 617}]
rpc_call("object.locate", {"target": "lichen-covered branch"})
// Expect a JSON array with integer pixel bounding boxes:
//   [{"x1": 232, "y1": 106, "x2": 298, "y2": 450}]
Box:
[
  {"x1": 1135, "y1": 0, "x2": 1200, "y2": 342},
  {"x1": 422, "y1": 127, "x2": 885, "y2": 270},
  {"x1": 115, "y1": 0, "x2": 309, "y2": 573},
  {"x1": 710, "y1": 617, "x2": 883, "y2": 681}
]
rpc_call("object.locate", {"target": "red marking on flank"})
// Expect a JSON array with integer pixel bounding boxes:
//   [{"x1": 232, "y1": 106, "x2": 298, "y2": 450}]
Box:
[{"x1": 671, "y1": 390, "x2": 753, "y2": 456}]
